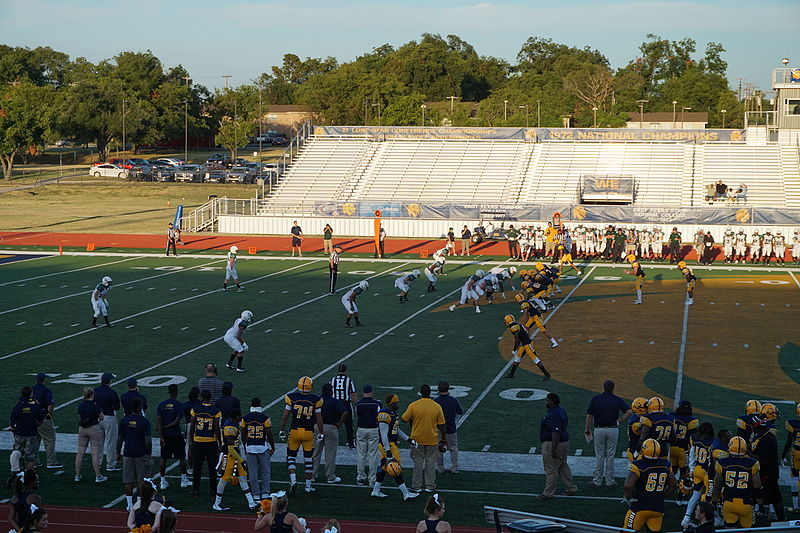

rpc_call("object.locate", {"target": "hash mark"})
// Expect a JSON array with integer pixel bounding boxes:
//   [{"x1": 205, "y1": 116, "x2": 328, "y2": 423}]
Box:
[
  {"x1": 409, "y1": 333, "x2": 416, "y2": 338},
  {"x1": 181, "y1": 327, "x2": 189, "y2": 331},
  {"x1": 60, "y1": 285, "x2": 67, "y2": 288},
  {"x1": 611, "y1": 299, "x2": 616, "y2": 303},
  {"x1": 482, "y1": 445, "x2": 491, "y2": 452},
  {"x1": 712, "y1": 343, "x2": 717, "y2": 347},
  {"x1": 16, "y1": 321, "x2": 26, "y2": 326},
  {"x1": 281, "y1": 290, "x2": 288, "y2": 294},
  {"x1": 169, "y1": 288, "x2": 176, "y2": 291},
  {"x1": 153, "y1": 325, "x2": 162, "y2": 330},
  {"x1": 304, "y1": 291, "x2": 311, "y2": 294},
  {"x1": 259, "y1": 290, "x2": 265, "y2": 294},
  {"x1": 618, "y1": 340, "x2": 624, "y2": 344},
  {"x1": 208, "y1": 327, "x2": 216, "y2": 331},
  {"x1": 293, "y1": 330, "x2": 301, "y2": 334},
  {"x1": 71, "y1": 323, "x2": 79, "y2": 327},
  {"x1": 147, "y1": 287, "x2": 155, "y2": 291},
  {"x1": 43, "y1": 322, "x2": 53, "y2": 326},
  {"x1": 660, "y1": 300, "x2": 664, "y2": 304},
  {"x1": 192, "y1": 288, "x2": 198, "y2": 292},
  {"x1": 350, "y1": 331, "x2": 357, "y2": 336},
  {"x1": 776, "y1": 345, "x2": 782, "y2": 349},
  {"x1": 438, "y1": 334, "x2": 445, "y2": 339},
  {"x1": 760, "y1": 303, "x2": 765, "y2": 307},
  {"x1": 125, "y1": 325, "x2": 134, "y2": 329},
  {"x1": 321, "y1": 331, "x2": 329, "y2": 335},
  {"x1": 744, "y1": 343, "x2": 749, "y2": 348},
  {"x1": 710, "y1": 302, "x2": 714, "y2": 305},
  {"x1": 497, "y1": 336, "x2": 503, "y2": 340},
  {"x1": 527, "y1": 447, "x2": 536, "y2": 454},
  {"x1": 39, "y1": 284, "x2": 47, "y2": 287},
  {"x1": 587, "y1": 339, "x2": 593, "y2": 343},
  {"x1": 265, "y1": 329, "x2": 272, "y2": 333},
  {"x1": 126, "y1": 286, "x2": 133, "y2": 290},
  {"x1": 649, "y1": 340, "x2": 655, "y2": 344},
  {"x1": 467, "y1": 335, "x2": 474, "y2": 339}
]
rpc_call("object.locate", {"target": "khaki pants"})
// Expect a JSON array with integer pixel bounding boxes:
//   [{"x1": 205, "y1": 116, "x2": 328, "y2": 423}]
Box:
[
  {"x1": 355, "y1": 427, "x2": 379, "y2": 484},
  {"x1": 312, "y1": 423, "x2": 340, "y2": 482},
  {"x1": 323, "y1": 240, "x2": 333, "y2": 254},
  {"x1": 541, "y1": 440, "x2": 576, "y2": 497},
  {"x1": 436, "y1": 432, "x2": 459, "y2": 472},
  {"x1": 37, "y1": 417, "x2": 58, "y2": 466},
  {"x1": 592, "y1": 427, "x2": 619, "y2": 485},
  {"x1": 461, "y1": 238, "x2": 470, "y2": 256},
  {"x1": 98, "y1": 414, "x2": 118, "y2": 468},
  {"x1": 545, "y1": 241, "x2": 556, "y2": 257},
  {"x1": 411, "y1": 444, "x2": 438, "y2": 491}
]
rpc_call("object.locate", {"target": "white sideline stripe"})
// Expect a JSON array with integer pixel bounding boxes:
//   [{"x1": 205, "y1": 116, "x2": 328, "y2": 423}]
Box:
[
  {"x1": 673, "y1": 298, "x2": 691, "y2": 405},
  {"x1": 790, "y1": 271, "x2": 800, "y2": 289},
  {"x1": 0, "y1": 262, "x2": 310, "y2": 361},
  {"x1": 262, "y1": 278, "x2": 462, "y2": 411},
  {"x1": 0, "y1": 256, "x2": 139, "y2": 287},
  {"x1": 0, "y1": 254, "x2": 56, "y2": 266},
  {"x1": 51, "y1": 262, "x2": 408, "y2": 415},
  {"x1": 0, "y1": 259, "x2": 221, "y2": 316},
  {"x1": 456, "y1": 265, "x2": 596, "y2": 431}
]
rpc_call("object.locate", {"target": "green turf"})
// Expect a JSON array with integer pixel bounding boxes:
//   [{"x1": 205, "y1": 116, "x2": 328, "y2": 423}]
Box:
[{"x1": 1, "y1": 254, "x2": 798, "y2": 529}]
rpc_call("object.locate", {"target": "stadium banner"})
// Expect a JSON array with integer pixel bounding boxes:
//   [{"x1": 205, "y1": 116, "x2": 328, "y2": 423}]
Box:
[
  {"x1": 534, "y1": 128, "x2": 746, "y2": 143},
  {"x1": 316, "y1": 126, "x2": 527, "y2": 140},
  {"x1": 572, "y1": 205, "x2": 750, "y2": 225},
  {"x1": 751, "y1": 208, "x2": 800, "y2": 225},
  {"x1": 314, "y1": 202, "x2": 406, "y2": 218},
  {"x1": 581, "y1": 177, "x2": 635, "y2": 197}
]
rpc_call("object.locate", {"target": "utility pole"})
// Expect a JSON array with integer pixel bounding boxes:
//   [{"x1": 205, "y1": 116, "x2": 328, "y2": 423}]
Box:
[
  {"x1": 636, "y1": 99, "x2": 649, "y2": 128},
  {"x1": 183, "y1": 76, "x2": 191, "y2": 164},
  {"x1": 503, "y1": 100, "x2": 508, "y2": 122},
  {"x1": 222, "y1": 75, "x2": 232, "y2": 90},
  {"x1": 447, "y1": 96, "x2": 459, "y2": 115},
  {"x1": 122, "y1": 98, "x2": 127, "y2": 158}
]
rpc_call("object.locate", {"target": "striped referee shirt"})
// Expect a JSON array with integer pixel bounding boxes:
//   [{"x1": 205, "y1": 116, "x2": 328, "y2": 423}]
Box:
[
  {"x1": 330, "y1": 374, "x2": 355, "y2": 403},
  {"x1": 329, "y1": 249, "x2": 340, "y2": 270}
]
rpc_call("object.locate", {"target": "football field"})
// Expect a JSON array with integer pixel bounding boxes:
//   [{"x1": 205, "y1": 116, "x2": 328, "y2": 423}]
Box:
[{"x1": 1, "y1": 252, "x2": 798, "y2": 529}]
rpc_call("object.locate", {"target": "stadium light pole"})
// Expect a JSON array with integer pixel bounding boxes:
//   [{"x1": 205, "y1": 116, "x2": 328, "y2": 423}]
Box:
[
  {"x1": 682, "y1": 106, "x2": 691, "y2": 128},
  {"x1": 447, "y1": 95, "x2": 459, "y2": 115},
  {"x1": 183, "y1": 76, "x2": 191, "y2": 164},
  {"x1": 121, "y1": 98, "x2": 127, "y2": 158},
  {"x1": 258, "y1": 85, "x2": 263, "y2": 162},
  {"x1": 672, "y1": 101, "x2": 677, "y2": 128},
  {"x1": 421, "y1": 104, "x2": 427, "y2": 126},
  {"x1": 592, "y1": 106, "x2": 598, "y2": 128},
  {"x1": 519, "y1": 105, "x2": 529, "y2": 128},
  {"x1": 371, "y1": 102, "x2": 381, "y2": 125},
  {"x1": 537, "y1": 100, "x2": 541, "y2": 127},
  {"x1": 636, "y1": 99, "x2": 648, "y2": 128},
  {"x1": 503, "y1": 100, "x2": 508, "y2": 121},
  {"x1": 222, "y1": 75, "x2": 232, "y2": 90},
  {"x1": 721, "y1": 109, "x2": 727, "y2": 128}
]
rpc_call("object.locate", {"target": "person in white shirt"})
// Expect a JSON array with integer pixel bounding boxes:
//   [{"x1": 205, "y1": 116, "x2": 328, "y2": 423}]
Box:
[
  {"x1": 394, "y1": 270, "x2": 420, "y2": 303},
  {"x1": 722, "y1": 228, "x2": 735, "y2": 264},
  {"x1": 342, "y1": 281, "x2": 368, "y2": 327},
  {"x1": 223, "y1": 246, "x2": 243, "y2": 292},
  {"x1": 792, "y1": 229, "x2": 800, "y2": 265},
  {"x1": 224, "y1": 310, "x2": 253, "y2": 372},
  {"x1": 774, "y1": 231, "x2": 787, "y2": 265},
  {"x1": 733, "y1": 229, "x2": 748, "y2": 263}
]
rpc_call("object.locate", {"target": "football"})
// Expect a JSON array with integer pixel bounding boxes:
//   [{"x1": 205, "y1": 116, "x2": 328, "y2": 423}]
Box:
[{"x1": 438, "y1": 442, "x2": 448, "y2": 453}]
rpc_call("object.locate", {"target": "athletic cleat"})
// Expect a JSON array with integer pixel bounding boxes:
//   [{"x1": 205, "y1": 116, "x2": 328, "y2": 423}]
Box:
[
  {"x1": 344, "y1": 324, "x2": 353, "y2": 328},
  {"x1": 448, "y1": 305, "x2": 455, "y2": 312},
  {"x1": 95, "y1": 475, "x2": 108, "y2": 483},
  {"x1": 475, "y1": 306, "x2": 481, "y2": 313},
  {"x1": 371, "y1": 491, "x2": 388, "y2": 498},
  {"x1": 226, "y1": 363, "x2": 234, "y2": 370},
  {"x1": 305, "y1": 486, "x2": 316, "y2": 493},
  {"x1": 403, "y1": 491, "x2": 419, "y2": 501},
  {"x1": 74, "y1": 474, "x2": 81, "y2": 482},
  {"x1": 633, "y1": 300, "x2": 642, "y2": 305},
  {"x1": 180, "y1": 477, "x2": 191, "y2": 488},
  {"x1": 542, "y1": 373, "x2": 552, "y2": 381},
  {"x1": 550, "y1": 340, "x2": 559, "y2": 348},
  {"x1": 106, "y1": 465, "x2": 121, "y2": 472},
  {"x1": 212, "y1": 503, "x2": 230, "y2": 511},
  {"x1": 160, "y1": 478, "x2": 169, "y2": 490},
  {"x1": 235, "y1": 367, "x2": 247, "y2": 373}
]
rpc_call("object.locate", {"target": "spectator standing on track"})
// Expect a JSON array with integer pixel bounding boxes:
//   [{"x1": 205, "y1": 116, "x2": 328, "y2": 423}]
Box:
[
  {"x1": 117, "y1": 397, "x2": 153, "y2": 509},
  {"x1": 460, "y1": 225, "x2": 471, "y2": 256},
  {"x1": 584, "y1": 380, "x2": 631, "y2": 488},
  {"x1": 402, "y1": 384, "x2": 446, "y2": 493},
  {"x1": 291, "y1": 221, "x2": 304, "y2": 257},
  {"x1": 9, "y1": 386, "x2": 44, "y2": 472},
  {"x1": 75, "y1": 387, "x2": 107, "y2": 483},
  {"x1": 354, "y1": 384, "x2": 382, "y2": 486},
  {"x1": 242, "y1": 397, "x2": 274, "y2": 500},
  {"x1": 165, "y1": 222, "x2": 180, "y2": 256},
  {"x1": 446, "y1": 227, "x2": 456, "y2": 255},
  {"x1": 32, "y1": 373, "x2": 61, "y2": 470},
  {"x1": 330, "y1": 364, "x2": 357, "y2": 449},
  {"x1": 312, "y1": 383, "x2": 347, "y2": 484},
  {"x1": 668, "y1": 227, "x2": 682, "y2": 263},
  {"x1": 198, "y1": 363, "x2": 224, "y2": 403},
  {"x1": 322, "y1": 223, "x2": 334, "y2": 255},
  {"x1": 215, "y1": 381, "x2": 240, "y2": 421},
  {"x1": 189, "y1": 389, "x2": 222, "y2": 498},
  {"x1": 506, "y1": 224, "x2": 520, "y2": 260},
  {"x1": 537, "y1": 392, "x2": 577, "y2": 500},
  {"x1": 121, "y1": 378, "x2": 148, "y2": 416},
  {"x1": 701, "y1": 230, "x2": 716, "y2": 265},
  {"x1": 434, "y1": 381, "x2": 462, "y2": 474},
  {"x1": 693, "y1": 230, "x2": 705, "y2": 264},
  {"x1": 94, "y1": 372, "x2": 121, "y2": 472},
  {"x1": 328, "y1": 245, "x2": 341, "y2": 294},
  {"x1": 156, "y1": 384, "x2": 190, "y2": 490}
]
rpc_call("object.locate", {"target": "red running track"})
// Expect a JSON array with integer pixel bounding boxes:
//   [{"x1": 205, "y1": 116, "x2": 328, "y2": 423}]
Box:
[{"x1": 0, "y1": 504, "x2": 494, "y2": 532}]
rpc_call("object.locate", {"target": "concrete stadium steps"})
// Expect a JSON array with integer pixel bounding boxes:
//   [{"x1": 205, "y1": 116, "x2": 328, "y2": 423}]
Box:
[
  {"x1": 780, "y1": 145, "x2": 800, "y2": 209},
  {"x1": 692, "y1": 144, "x2": 785, "y2": 207}
]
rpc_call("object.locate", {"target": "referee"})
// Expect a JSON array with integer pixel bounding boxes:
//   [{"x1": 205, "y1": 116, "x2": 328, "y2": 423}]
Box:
[
  {"x1": 329, "y1": 244, "x2": 342, "y2": 294},
  {"x1": 330, "y1": 364, "x2": 357, "y2": 449},
  {"x1": 166, "y1": 223, "x2": 179, "y2": 256}
]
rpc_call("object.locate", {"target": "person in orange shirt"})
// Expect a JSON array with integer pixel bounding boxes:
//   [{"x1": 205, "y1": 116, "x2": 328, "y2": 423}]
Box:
[{"x1": 401, "y1": 384, "x2": 445, "y2": 493}]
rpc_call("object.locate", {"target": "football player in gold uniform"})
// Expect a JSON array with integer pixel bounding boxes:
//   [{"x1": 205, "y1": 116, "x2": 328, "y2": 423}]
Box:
[
  {"x1": 676, "y1": 261, "x2": 697, "y2": 305},
  {"x1": 370, "y1": 394, "x2": 419, "y2": 501},
  {"x1": 782, "y1": 403, "x2": 800, "y2": 512},
  {"x1": 671, "y1": 400, "x2": 699, "y2": 504},
  {"x1": 557, "y1": 245, "x2": 582, "y2": 276},
  {"x1": 279, "y1": 376, "x2": 324, "y2": 496},
  {"x1": 681, "y1": 422, "x2": 715, "y2": 528},
  {"x1": 623, "y1": 438, "x2": 677, "y2": 532},
  {"x1": 213, "y1": 409, "x2": 258, "y2": 511},
  {"x1": 625, "y1": 254, "x2": 645, "y2": 304},
  {"x1": 712, "y1": 436, "x2": 763, "y2": 529},
  {"x1": 736, "y1": 400, "x2": 762, "y2": 441},
  {"x1": 515, "y1": 294, "x2": 558, "y2": 348},
  {"x1": 638, "y1": 397, "x2": 674, "y2": 459},
  {"x1": 625, "y1": 397, "x2": 648, "y2": 462},
  {"x1": 503, "y1": 315, "x2": 551, "y2": 380}
]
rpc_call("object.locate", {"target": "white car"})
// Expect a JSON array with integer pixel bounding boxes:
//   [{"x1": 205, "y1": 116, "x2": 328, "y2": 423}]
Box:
[
  {"x1": 90, "y1": 164, "x2": 129, "y2": 178},
  {"x1": 154, "y1": 157, "x2": 185, "y2": 167}
]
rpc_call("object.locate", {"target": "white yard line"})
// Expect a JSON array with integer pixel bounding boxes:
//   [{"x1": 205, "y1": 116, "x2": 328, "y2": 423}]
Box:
[
  {"x1": 0, "y1": 256, "x2": 139, "y2": 287},
  {"x1": 0, "y1": 259, "x2": 223, "y2": 316},
  {"x1": 673, "y1": 299, "x2": 691, "y2": 405},
  {"x1": 789, "y1": 270, "x2": 800, "y2": 289},
  {"x1": 0, "y1": 261, "x2": 313, "y2": 361},
  {"x1": 456, "y1": 266, "x2": 596, "y2": 430},
  {"x1": 0, "y1": 254, "x2": 57, "y2": 266}
]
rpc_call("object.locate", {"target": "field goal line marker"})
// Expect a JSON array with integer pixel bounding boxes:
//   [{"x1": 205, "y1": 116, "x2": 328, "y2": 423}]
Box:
[
  {"x1": 0, "y1": 260, "x2": 313, "y2": 361},
  {"x1": 0, "y1": 258, "x2": 223, "y2": 316},
  {"x1": 456, "y1": 265, "x2": 597, "y2": 431},
  {"x1": 99, "y1": 261, "x2": 411, "y2": 508},
  {"x1": 0, "y1": 256, "x2": 140, "y2": 287}
]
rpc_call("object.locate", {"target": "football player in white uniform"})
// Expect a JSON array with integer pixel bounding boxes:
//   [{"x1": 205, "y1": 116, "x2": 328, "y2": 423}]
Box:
[
  {"x1": 342, "y1": 281, "x2": 368, "y2": 327},
  {"x1": 425, "y1": 257, "x2": 444, "y2": 292},
  {"x1": 761, "y1": 231, "x2": 775, "y2": 265},
  {"x1": 224, "y1": 310, "x2": 253, "y2": 372},
  {"x1": 533, "y1": 226, "x2": 545, "y2": 259},
  {"x1": 394, "y1": 270, "x2": 420, "y2": 303},
  {"x1": 90, "y1": 276, "x2": 113, "y2": 327},
  {"x1": 722, "y1": 228, "x2": 735, "y2": 263},
  {"x1": 652, "y1": 227, "x2": 665, "y2": 260},
  {"x1": 432, "y1": 246, "x2": 450, "y2": 275},
  {"x1": 792, "y1": 229, "x2": 800, "y2": 265},
  {"x1": 489, "y1": 266, "x2": 516, "y2": 297},
  {"x1": 223, "y1": 246, "x2": 243, "y2": 291},
  {"x1": 774, "y1": 231, "x2": 786, "y2": 265},
  {"x1": 733, "y1": 229, "x2": 748, "y2": 263},
  {"x1": 449, "y1": 269, "x2": 485, "y2": 313},
  {"x1": 750, "y1": 231, "x2": 762, "y2": 263}
]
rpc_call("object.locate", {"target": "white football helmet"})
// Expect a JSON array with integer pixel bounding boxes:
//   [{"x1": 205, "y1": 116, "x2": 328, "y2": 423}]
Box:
[
  {"x1": 475, "y1": 269, "x2": 485, "y2": 277},
  {"x1": 509, "y1": 267, "x2": 517, "y2": 275},
  {"x1": 230, "y1": 245, "x2": 238, "y2": 253},
  {"x1": 241, "y1": 310, "x2": 254, "y2": 321},
  {"x1": 101, "y1": 276, "x2": 112, "y2": 285},
  {"x1": 358, "y1": 280, "x2": 369, "y2": 291},
  {"x1": 412, "y1": 269, "x2": 420, "y2": 277}
]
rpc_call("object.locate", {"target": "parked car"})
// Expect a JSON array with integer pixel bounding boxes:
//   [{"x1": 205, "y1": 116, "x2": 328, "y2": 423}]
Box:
[
  {"x1": 128, "y1": 158, "x2": 152, "y2": 167},
  {"x1": 206, "y1": 153, "x2": 229, "y2": 166},
  {"x1": 225, "y1": 166, "x2": 253, "y2": 184},
  {"x1": 108, "y1": 158, "x2": 136, "y2": 169},
  {"x1": 154, "y1": 157, "x2": 184, "y2": 167},
  {"x1": 147, "y1": 158, "x2": 173, "y2": 169},
  {"x1": 89, "y1": 164, "x2": 129, "y2": 178},
  {"x1": 270, "y1": 134, "x2": 289, "y2": 146},
  {"x1": 54, "y1": 140, "x2": 72, "y2": 147},
  {"x1": 204, "y1": 169, "x2": 225, "y2": 183},
  {"x1": 153, "y1": 167, "x2": 175, "y2": 182},
  {"x1": 174, "y1": 164, "x2": 203, "y2": 183}
]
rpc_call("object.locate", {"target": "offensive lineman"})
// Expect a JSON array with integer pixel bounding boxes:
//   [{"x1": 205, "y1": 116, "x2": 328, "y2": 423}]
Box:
[
  {"x1": 224, "y1": 310, "x2": 253, "y2": 372},
  {"x1": 91, "y1": 276, "x2": 113, "y2": 327},
  {"x1": 371, "y1": 394, "x2": 419, "y2": 501},
  {"x1": 712, "y1": 436, "x2": 763, "y2": 529},
  {"x1": 342, "y1": 280, "x2": 368, "y2": 327},
  {"x1": 503, "y1": 315, "x2": 551, "y2": 380},
  {"x1": 279, "y1": 376, "x2": 324, "y2": 496},
  {"x1": 681, "y1": 422, "x2": 716, "y2": 527},
  {"x1": 223, "y1": 246, "x2": 243, "y2": 292},
  {"x1": 394, "y1": 270, "x2": 420, "y2": 303},
  {"x1": 677, "y1": 261, "x2": 697, "y2": 305},
  {"x1": 424, "y1": 256, "x2": 444, "y2": 292},
  {"x1": 449, "y1": 269, "x2": 485, "y2": 313}
]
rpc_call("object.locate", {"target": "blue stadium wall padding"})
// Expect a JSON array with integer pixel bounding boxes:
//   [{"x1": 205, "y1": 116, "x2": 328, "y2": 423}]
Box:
[{"x1": 173, "y1": 205, "x2": 184, "y2": 229}]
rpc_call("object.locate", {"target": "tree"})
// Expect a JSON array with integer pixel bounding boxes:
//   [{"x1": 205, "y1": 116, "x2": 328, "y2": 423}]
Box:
[
  {"x1": 215, "y1": 117, "x2": 255, "y2": 161},
  {"x1": 381, "y1": 94, "x2": 427, "y2": 126},
  {"x1": 0, "y1": 83, "x2": 55, "y2": 181},
  {"x1": 564, "y1": 65, "x2": 615, "y2": 111}
]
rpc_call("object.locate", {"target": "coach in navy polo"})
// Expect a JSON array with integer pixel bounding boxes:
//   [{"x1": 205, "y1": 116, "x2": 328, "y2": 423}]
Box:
[
  {"x1": 538, "y1": 392, "x2": 577, "y2": 499},
  {"x1": 32, "y1": 373, "x2": 61, "y2": 469},
  {"x1": 117, "y1": 397, "x2": 153, "y2": 510},
  {"x1": 9, "y1": 386, "x2": 44, "y2": 471},
  {"x1": 121, "y1": 378, "x2": 148, "y2": 416},
  {"x1": 434, "y1": 381, "x2": 463, "y2": 474},
  {"x1": 584, "y1": 379, "x2": 632, "y2": 488},
  {"x1": 94, "y1": 372, "x2": 121, "y2": 471}
]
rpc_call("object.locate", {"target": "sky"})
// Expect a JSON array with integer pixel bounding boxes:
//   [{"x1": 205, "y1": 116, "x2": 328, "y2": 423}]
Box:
[{"x1": 1, "y1": 0, "x2": 796, "y2": 93}]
